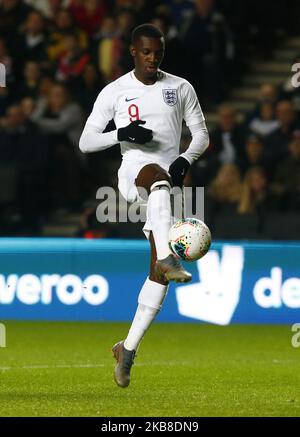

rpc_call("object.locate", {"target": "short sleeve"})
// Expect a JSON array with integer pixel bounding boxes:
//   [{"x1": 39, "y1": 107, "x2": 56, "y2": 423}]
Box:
[
  {"x1": 182, "y1": 81, "x2": 205, "y2": 127},
  {"x1": 85, "y1": 83, "x2": 115, "y2": 131}
]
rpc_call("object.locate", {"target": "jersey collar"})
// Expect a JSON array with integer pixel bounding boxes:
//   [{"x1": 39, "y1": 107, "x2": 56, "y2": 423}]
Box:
[{"x1": 130, "y1": 69, "x2": 164, "y2": 87}]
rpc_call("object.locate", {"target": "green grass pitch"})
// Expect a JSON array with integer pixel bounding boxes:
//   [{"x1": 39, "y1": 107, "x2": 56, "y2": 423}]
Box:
[{"x1": 0, "y1": 321, "x2": 299, "y2": 417}]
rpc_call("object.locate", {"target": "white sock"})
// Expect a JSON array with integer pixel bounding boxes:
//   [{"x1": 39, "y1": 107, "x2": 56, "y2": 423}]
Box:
[
  {"x1": 124, "y1": 277, "x2": 169, "y2": 351},
  {"x1": 147, "y1": 184, "x2": 172, "y2": 260}
]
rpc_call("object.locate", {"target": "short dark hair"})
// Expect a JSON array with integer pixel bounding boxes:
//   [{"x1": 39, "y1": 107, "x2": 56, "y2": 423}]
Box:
[{"x1": 131, "y1": 23, "x2": 164, "y2": 45}]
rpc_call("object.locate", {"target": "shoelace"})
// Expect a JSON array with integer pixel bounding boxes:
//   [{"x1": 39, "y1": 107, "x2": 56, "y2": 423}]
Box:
[{"x1": 123, "y1": 351, "x2": 136, "y2": 372}]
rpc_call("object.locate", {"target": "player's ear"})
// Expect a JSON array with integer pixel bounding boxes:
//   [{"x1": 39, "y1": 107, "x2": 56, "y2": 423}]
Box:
[{"x1": 129, "y1": 44, "x2": 136, "y2": 58}]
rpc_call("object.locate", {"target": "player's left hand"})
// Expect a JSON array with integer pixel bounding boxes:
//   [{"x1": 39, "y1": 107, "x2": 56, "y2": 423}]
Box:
[{"x1": 169, "y1": 156, "x2": 190, "y2": 187}]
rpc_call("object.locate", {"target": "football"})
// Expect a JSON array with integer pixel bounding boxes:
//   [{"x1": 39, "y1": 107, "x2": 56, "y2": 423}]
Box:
[{"x1": 169, "y1": 218, "x2": 211, "y2": 262}]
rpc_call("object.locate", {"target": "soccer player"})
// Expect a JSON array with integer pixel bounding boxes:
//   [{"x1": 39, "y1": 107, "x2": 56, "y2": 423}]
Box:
[{"x1": 79, "y1": 24, "x2": 209, "y2": 387}]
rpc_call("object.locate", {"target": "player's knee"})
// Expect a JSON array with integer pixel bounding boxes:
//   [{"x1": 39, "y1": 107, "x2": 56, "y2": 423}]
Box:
[
  {"x1": 150, "y1": 171, "x2": 172, "y2": 192},
  {"x1": 136, "y1": 164, "x2": 171, "y2": 195}
]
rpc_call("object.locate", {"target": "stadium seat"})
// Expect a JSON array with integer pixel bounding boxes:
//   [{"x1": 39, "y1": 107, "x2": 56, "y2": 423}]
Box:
[
  {"x1": 211, "y1": 213, "x2": 262, "y2": 240},
  {"x1": 0, "y1": 164, "x2": 17, "y2": 205},
  {"x1": 263, "y1": 213, "x2": 300, "y2": 240}
]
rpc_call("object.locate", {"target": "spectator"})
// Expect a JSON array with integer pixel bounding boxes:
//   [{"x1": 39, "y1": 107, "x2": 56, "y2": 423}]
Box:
[
  {"x1": 38, "y1": 75, "x2": 56, "y2": 99},
  {"x1": 206, "y1": 163, "x2": 242, "y2": 217},
  {"x1": 0, "y1": 0, "x2": 33, "y2": 42},
  {"x1": 191, "y1": 103, "x2": 247, "y2": 187},
  {"x1": 211, "y1": 104, "x2": 246, "y2": 163},
  {"x1": 95, "y1": 16, "x2": 123, "y2": 82},
  {"x1": 181, "y1": 0, "x2": 233, "y2": 104},
  {"x1": 151, "y1": 15, "x2": 184, "y2": 76},
  {"x1": 73, "y1": 62, "x2": 105, "y2": 116},
  {"x1": 259, "y1": 83, "x2": 279, "y2": 103},
  {"x1": 69, "y1": 0, "x2": 108, "y2": 37},
  {"x1": 265, "y1": 100, "x2": 300, "y2": 167},
  {"x1": 272, "y1": 138, "x2": 300, "y2": 210},
  {"x1": 15, "y1": 10, "x2": 49, "y2": 76},
  {"x1": 0, "y1": 86, "x2": 12, "y2": 118},
  {"x1": 0, "y1": 104, "x2": 48, "y2": 232},
  {"x1": 20, "y1": 96, "x2": 36, "y2": 119},
  {"x1": 31, "y1": 82, "x2": 83, "y2": 150},
  {"x1": 30, "y1": 83, "x2": 84, "y2": 209},
  {"x1": 93, "y1": 14, "x2": 117, "y2": 40},
  {"x1": 25, "y1": 0, "x2": 70, "y2": 19},
  {"x1": 55, "y1": 33, "x2": 90, "y2": 83},
  {"x1": 14, "y1": 60, "x2": 41, "y2": 99},
  {"x1": 249, "y1": 101, "x2": 280, "y2": 137},
  {"x1": 26, "y1": 74, "x2": 56, "y2": 120},
  {"x1": 238, "y1": 166, "x2": 280, "y2": 215},
  {"x1": 245, "y1": 83, "x2": 278, "y2": 124},
  {"x1": 238, "y1": 134, "x2": 271, "y2": 176},
  {"x1": 94, "y1": 8, "x2": 135, "y2": 77},
  {"x1": 115, "y1": 9, "x2": 136, "y2": 73},
  {"x1": 47, "y1": 8, "x2": 88, "y2": 62},
  {"x1": 117, "y1": 8, "x2": 135, "y2": 37},
  {"x1": 164, "y1": 0, "x2": 194, "y2": 28}
]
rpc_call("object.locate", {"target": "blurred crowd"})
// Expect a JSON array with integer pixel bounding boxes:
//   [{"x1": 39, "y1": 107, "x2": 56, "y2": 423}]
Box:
[
  {"x1": 0, "y1": 0, "x2": 299, "y2": 237},
  {"x1": 192, "y1": 88, "x2": 300, "y2": 227}
]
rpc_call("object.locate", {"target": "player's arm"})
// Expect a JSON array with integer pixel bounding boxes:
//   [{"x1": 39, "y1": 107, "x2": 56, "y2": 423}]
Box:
[
  {"x1": 79, "y1": 122, "x2": 119, "y2": 153},
  {"x1": 79, "y1": 85, "x2": 152, "y2": 153},
  {"x1": 169, "y1": 82, "x2": 209, "y2": 187},
  {"x1": 79, "y1": 84, "x2": 118, "y2": 153}
]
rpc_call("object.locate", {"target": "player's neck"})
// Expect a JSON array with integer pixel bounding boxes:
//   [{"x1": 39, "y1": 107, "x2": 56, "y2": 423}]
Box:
[{"x1": 133, "y1": 69, "x2": 158, "y2": 85}]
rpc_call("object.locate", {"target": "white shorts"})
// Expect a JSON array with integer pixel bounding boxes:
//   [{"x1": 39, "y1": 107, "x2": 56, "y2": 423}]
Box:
[{"x1": 117, "y1": 159, "x2": 170, "y2": 239}]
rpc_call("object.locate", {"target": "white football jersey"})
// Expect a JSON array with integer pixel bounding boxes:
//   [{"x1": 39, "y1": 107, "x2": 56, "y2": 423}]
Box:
[{"x1": 86, "y1": 69, "x2": 205, "y2": 166}]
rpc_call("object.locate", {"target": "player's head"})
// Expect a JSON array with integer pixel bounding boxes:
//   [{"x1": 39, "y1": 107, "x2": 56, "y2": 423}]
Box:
[{"x1": 130, "y1": 24, "x2": 165, "y2": 79}]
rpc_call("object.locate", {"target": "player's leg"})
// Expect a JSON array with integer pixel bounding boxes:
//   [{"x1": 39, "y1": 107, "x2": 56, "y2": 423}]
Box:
[
  {"x1": 124, "y1": 232, "x2": 169, "y2": 348},
  {"x1": 136, "y1": 163, "x2": 172, "y2": 259},
  {"x1": 112, "y1": 162, "x2": 190, "y2": 387},
  {"x1": 112, "y1": 232, "x2": 169, "y2": 388},
  {"x1": 136, "y1": 163, "x2": 191, "y2": 283}
]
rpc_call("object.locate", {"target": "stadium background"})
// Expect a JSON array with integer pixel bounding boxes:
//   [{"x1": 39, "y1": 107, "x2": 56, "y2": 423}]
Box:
[
  {"x1": 0, "y1": 0, "x2": 299, "y2": 417},
  {"x1": 0, "y1": 0, "x2": 299, "y2": 240}
]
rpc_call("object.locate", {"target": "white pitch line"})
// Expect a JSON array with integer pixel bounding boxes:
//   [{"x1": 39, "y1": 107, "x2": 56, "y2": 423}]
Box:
[
  {"x1": 0, "y1": 364, "x2": 105, "y2": 371},
  {"x1": 0, "y1": 361, "x2": 191, "y2": 371}
]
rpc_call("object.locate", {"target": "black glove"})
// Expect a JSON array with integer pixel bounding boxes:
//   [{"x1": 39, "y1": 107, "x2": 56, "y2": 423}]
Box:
[
  {"x1": 117, "y1": 120, "x2": 153, "y2": 144},
  {"x1": 169, "y1": 156, "x2": 190, "y2": 187}
]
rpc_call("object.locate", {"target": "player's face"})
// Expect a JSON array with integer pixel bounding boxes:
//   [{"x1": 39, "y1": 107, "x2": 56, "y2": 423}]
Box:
[{"x1": 131, "y1": 36, "x2": 165, "y2": 80}]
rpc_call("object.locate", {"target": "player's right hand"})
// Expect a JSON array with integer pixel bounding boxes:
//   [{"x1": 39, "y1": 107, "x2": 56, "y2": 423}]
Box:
[{"x1": 117, "y1": 120, "x2": 153, "y2": 144}]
